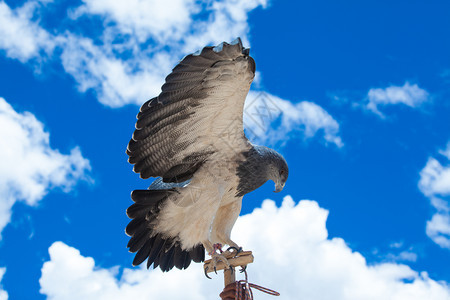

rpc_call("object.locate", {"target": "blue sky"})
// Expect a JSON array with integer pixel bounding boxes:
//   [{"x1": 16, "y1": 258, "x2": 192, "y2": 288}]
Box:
[{"x1": 0, "y1": 0, "x2": 450, "y2": 299}]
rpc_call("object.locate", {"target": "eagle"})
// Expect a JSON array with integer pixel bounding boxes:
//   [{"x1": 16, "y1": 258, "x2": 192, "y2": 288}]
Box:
[{"x1": 125, "y1": 38, "x2": 289, "y2": 273}]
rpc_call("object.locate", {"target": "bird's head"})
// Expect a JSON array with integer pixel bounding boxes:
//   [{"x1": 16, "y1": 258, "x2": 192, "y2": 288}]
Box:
[
  {"x1": 236, "y1": 145, "x2": 289, "y2": 197},
  {"x1": 266, "y1": 151, "x2": 289, "y2": 193}
]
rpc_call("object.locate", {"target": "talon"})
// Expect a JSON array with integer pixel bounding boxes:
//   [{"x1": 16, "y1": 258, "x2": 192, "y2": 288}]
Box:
[
  {"x1": 226, "y1": 246, "x2": 243, "y2": 255},
  {"x1": 207, "y1": 252, "x2": 230, "y2": 275},
  {"x1": 204, "y1": 267, "x2": 212, "y2": 279},
  {"x1": 227, "y1": 246, "x2": 238, "y2": 252}
]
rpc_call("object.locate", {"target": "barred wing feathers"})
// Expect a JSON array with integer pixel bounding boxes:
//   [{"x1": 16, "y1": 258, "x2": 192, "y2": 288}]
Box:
[{"x1": 126, "y1": 38, "x2": 255, "y2": 182}]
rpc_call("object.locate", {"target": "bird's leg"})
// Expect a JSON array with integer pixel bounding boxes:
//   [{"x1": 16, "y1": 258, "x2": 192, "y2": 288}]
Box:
[
  {"x1": 208, "y1": 243, "x2": 230, "y2": 270},
  {"x1": 203, "y1": 241, "x2": 231, "y2": 278},
  {"x1": 222, "y1": 238, "x2": 243, "y2": 257},
  {"x1": 213, "y1": 243, "x2": 223, "y2": 254},
  {"x1": 221, "y1": 239, "x2": 247, "y2": 273}
]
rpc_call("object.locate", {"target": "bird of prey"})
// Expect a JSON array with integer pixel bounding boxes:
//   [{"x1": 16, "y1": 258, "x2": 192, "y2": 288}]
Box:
[{"x1": 125, "y1": 38, "x2": 289, "y2": 273}]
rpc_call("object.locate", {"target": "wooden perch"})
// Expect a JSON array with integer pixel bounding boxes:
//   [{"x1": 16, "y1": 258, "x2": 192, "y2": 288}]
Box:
[
  {"x1": 203, "y1": 251, "x2": 254, "y2": 274},
  {"x1": 204, "y1": 251, "x2": 280, "y2": 299},
  {"x1": 204, "y1": 251, "x2": 254, "y2": 288}
]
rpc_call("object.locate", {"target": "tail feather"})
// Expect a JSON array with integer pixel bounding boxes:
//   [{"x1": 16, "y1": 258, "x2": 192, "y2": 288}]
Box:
[
  {"x1": 131, "y1": 189, "x2": 174, "y2": 203},
  {"x1": 153, "y1": 251, "x2": 161, "y2": 269},
  {"x1": 190, "y1": 244, "x2": 205, "y2": 263},
  {"x1": 183, "y1": 253, "x2": 192, "y2": 269},
  {"x1": 145, "y1": 234, "x2": 165, "y2": 268},
  {"x1": 126, "y1": 189, "x2": 174, "y2": 218},
  {"x1": 127, "y1": 188, "x2": 205, "y2": 272},
  {"x1": 133, "y1": 238, "x2": 153, "y2": 266},
  {"x1": 125, "y1": 216, "x2": 145, "y2": 237},
  {"x1": 173, "y1": 246, "x2": 185, "y2": 269},
  {"x1": 127, "y1": 225, "x2": 151, "y2": 253},
  {"x1": 126, "y1": 203, "x2": 150, "y2": 219},
  {"x1": 160, "y1": 247, "x2": 175, "y2": 272}
]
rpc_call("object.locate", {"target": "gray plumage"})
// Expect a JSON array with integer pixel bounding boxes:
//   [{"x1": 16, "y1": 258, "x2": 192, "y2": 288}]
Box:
[
  {"x1": 126, "y1": 38, "x2": 288, "y2": 272},
  {"x1": 236, "y1": 145, "x2": 289, "y2": 196}
]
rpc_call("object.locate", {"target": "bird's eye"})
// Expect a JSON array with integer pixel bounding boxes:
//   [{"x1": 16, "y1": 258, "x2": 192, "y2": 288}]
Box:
[{"x1": 279, "y1": 169, "x2": 285, "y2": 176}]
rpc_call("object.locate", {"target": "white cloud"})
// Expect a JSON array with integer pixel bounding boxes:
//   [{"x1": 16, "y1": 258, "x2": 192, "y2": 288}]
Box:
[
  {"x1": 439, "y1": 142, "x2": 450, "y2": 160},
  {"x1": 384, "y1": 249, "x2": 418, "y2": 263},
  {"x1": 72, "y1": 0, "x2": 199, "y2": 43},
  {"x1": 419, "y1": 158, "x2": 450, "y2": 198},
  {"x1": 0, "y1": 1, "x2": 54, "y2": 62},
  {"x1": 419, "y1": 142, "x2": 450, "y2": 249},
  {"x1": 426, "y1": 214, "x2": 450, "y2": 249},
  {"x1": 0, "y1": 0, "x2": 325, "y2": 148},
  {"x1": 393, "y1": 250, "x2": 418, "y2": 262},
  {"x1": 0, "y1": 97, "x2": 91, "y2": 237},
  {"x1": 244, "y1": 91, "x2": 343, "y2": 147},
  {"x1": 40, "y1": 241, "x2": 220, "y2": 300},
  {"x1": 40, "y1": 196, "x2": 450, "y2": 300},
  {"x1": 0, "y1": 0, "x2": 267, "y2": 107},
  {"x1": 0, "y1": 268, "x2": 7, "y2": 300},
  {"x1": 72, "y1": 0, "x2": 267, "y2": 51},
  {"x1": 366, "y1": 82, "x2": 430, "y2": 117},
  {"x1": 180, "y1": 0, "x2": 267, "y2": 52},
  {"x1": 58, "y1": 33, "x2": 170, "y2": 107}
]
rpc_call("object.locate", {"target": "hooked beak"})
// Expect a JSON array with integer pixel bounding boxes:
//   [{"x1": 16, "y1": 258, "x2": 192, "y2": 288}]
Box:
[{"x1": 274, "y1": 181, "x2": 285, "y2": 193}]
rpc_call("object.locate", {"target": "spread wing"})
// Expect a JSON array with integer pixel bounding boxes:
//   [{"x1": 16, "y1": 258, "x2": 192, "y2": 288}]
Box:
[{"x1": 126, "y1": 38, "x2": 255, "y2": 182}]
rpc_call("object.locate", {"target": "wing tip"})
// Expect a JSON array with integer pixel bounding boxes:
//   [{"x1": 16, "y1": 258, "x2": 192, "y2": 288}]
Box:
[
  {"x1": 213, "y1": 37, "x2": 246, "y2": 55},
  {"x1": 184, "y1": 37, "x2": 248, "y2": 62},
  {"x1": 231, "y1": 37, "x2": 242, "y2": 46}
]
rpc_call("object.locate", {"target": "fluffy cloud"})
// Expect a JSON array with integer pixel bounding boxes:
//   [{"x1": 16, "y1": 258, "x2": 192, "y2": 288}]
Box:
[
  {"x1": 366, "y1": 82, "x2": 429, "y2": 117},
  {"x1": 71, "y1": 0, "x2": 198, "y2": 43},
  {"x1": 58, "y1": 33, "x2": 170, "y2": 107},
  {"x1": 72, "y1": 0, "x2": 267, "y2": 52},
  {"x1": 419, "y1": 142, "x2": 450, "y2": 249},
  {"x1": 0, "y1": 97, "x2": 91, "y2": 237},
  {"x1": 0, "y1": 1, "x2": 54, "y2": 62},
  {"x1": 40, "y1": 197, "x2": 450, "y2": 300},
  {"x1": 439, "y1": 143, "x2": 450, "y2": 162},
  {"x1": 0, "y1": 268, "x2": 7, "y2": 300},
  {"x1": 1, "y1": 1, "x2": 333, "y2": 147},
  {"x1": 0, "y1": 0, "x2": 267, "y2": 107},
  {"x1": 1, "y1": 1, "x2": 333, "y2": 146},
  {"x1": 244, "y1": 91, "x2": 343, "y2": 147},
  {"x1": 40, "y1": 242, "x2": 220, "y2": 300}
]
